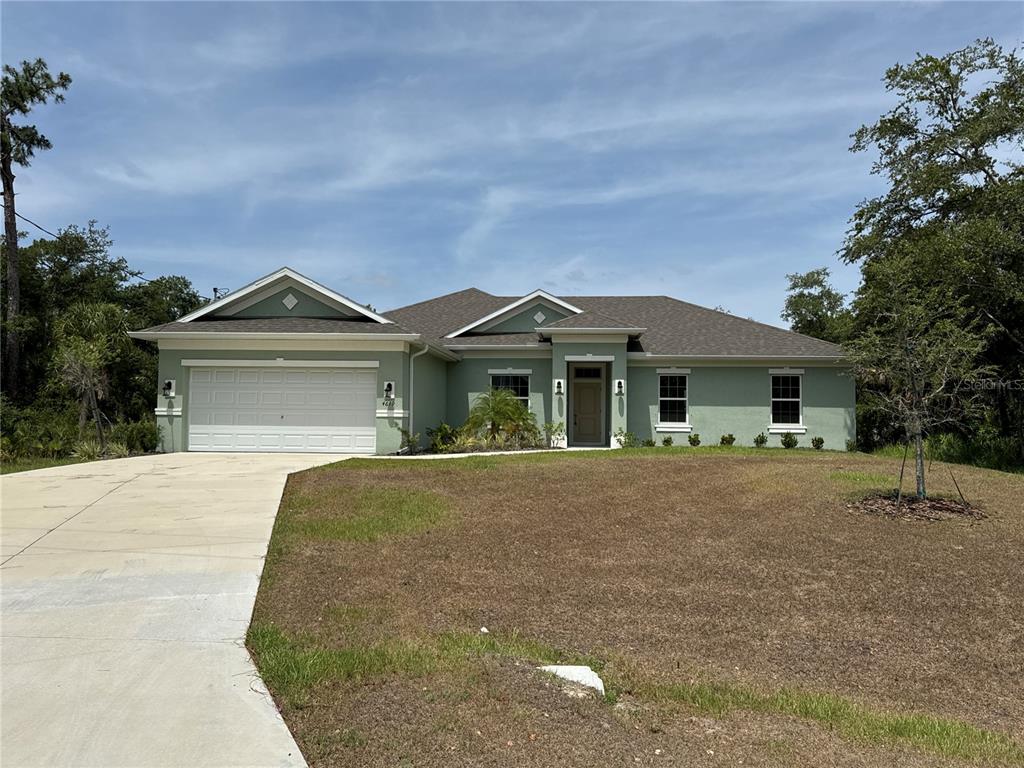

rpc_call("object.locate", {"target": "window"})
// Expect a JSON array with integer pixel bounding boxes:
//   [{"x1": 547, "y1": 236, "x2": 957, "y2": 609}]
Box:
[
  {"x1": 573, "y1": 367, "x2": 602, "y2": 379},
  {"x1": 491, "y1": 374, "x2": 530, "y2": 409},
  {"x1": 771, "y1": 374, "x2": 801, "y2": 425},
  {"x1": 659, "y1": 374, "x2": 688, "y2": 424}
]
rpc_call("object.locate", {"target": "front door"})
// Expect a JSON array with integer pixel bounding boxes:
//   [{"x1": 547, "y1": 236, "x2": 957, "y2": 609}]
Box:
[{"x1": 572, "y1": 366, "x2": 605, "y2": 445}]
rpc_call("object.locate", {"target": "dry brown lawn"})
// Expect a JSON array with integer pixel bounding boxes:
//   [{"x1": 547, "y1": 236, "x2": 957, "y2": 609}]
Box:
[{"x1": 249, "y1": 449, "x2": 1024, "y2": 767}]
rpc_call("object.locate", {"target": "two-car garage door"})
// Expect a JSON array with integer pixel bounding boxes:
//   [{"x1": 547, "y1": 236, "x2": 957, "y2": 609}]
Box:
[{"x1": 188, "y1": 366, "x2": 377, "y2": 453}]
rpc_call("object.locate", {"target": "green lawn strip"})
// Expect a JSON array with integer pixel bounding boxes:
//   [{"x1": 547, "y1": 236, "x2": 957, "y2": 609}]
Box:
[
  {"x1": 247, "y1": 623, "x2": 437, "y2": 707},
  {"x1": 0, "y1": 456, "x2": 86, "y2": 474},
  {"x1": 288, "y1": 487, "x2": 450, "y2": 543},
  {"x1": 332, "y1": 447, "x2": 840, "y2": 474},
  {"x1": 636, "y1": 680, "x2": 1024, "y2": 764},
  {"x1": 250, "y1": 621, "x2": 1024, "y2": 763}
]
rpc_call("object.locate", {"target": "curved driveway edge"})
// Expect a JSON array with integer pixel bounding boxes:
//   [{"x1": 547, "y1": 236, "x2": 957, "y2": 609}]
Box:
[{"x1": 1, "y1": 453, "x2": 346, "y2": 768}]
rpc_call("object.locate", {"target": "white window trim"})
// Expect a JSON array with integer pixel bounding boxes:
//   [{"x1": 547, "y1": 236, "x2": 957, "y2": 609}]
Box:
[
  {"x1": 658, "y1": 372, "x2": 689, "y2": 427},
  {"x1": 655, "y1": 423, "x2": 692, "y2": 433},
  {"x1": 487, "y1": 368, "x2": 533, "y2": 375},
  {"x1": 769, "y1": 372, "x2": 803, "y2": 430}
]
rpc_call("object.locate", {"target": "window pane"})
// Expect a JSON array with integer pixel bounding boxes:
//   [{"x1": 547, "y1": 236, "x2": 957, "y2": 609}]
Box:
[
  {"x1": 772, "y1": 375, "x2": 800, "y2": 400},
  {"x1": 659, "y1": 399, "x2": 687, "y2": 423},
  {"x1": 660, "y1": 375, "x2": 686, "y2": 399},
  {"x1": 771, "y1": 399, "x2": 800, "y2": 424},
  {"x1": 491, "y1": 375, "x2": 529, "y2": 399},
  {"x1": 574, "y1": 367, "x2": 602, "y2": 379}
]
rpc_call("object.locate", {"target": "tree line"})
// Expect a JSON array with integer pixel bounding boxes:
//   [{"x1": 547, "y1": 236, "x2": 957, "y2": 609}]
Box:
[
  {"x1": 2, "y1": 60, "x2": 204, "y2": 459},
  {"x1": 782, "y1": 39, "x2": 1024, "y2": 489}
]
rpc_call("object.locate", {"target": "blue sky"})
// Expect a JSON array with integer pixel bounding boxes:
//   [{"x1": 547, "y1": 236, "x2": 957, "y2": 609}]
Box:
[{"x1": 5, "y1": 2, "x2": 1021, "y2": 323}]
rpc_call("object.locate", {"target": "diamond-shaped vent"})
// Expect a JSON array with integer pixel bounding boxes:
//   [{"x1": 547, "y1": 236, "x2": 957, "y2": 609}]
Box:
[
  {"x1": 533, "y1": 311, "x2": 546, "y2": 324},
  {"x1": 282, "y1": 293, "x2": 298, "y2": 311}
]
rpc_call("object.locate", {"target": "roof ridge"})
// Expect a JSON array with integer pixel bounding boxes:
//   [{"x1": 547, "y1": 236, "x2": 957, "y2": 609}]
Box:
[{"x1": 385, "y1": 287, "x2": 494, "y2": 314}]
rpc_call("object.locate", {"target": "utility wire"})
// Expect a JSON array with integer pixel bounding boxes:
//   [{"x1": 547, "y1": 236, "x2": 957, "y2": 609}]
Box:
[{"x1": 1, "y1": 204, "x2": 60, "y2": 238}]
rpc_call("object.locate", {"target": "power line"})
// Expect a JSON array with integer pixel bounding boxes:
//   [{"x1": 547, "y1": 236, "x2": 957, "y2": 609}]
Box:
[{"x1": 1, "y1": 204, "x2": 60, "y2": 238}]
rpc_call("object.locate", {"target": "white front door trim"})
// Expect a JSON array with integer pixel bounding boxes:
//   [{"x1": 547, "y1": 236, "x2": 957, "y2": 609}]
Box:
[{"x1": 569, "y1": 362, "x2": 607, "y2": 447}]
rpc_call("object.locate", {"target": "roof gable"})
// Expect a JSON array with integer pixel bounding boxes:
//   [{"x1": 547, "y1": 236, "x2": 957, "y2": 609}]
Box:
[
  {"x1": 178, "y1": 267, "x2": 392, "y2": 324},
  {"x1": 484, "y1": 301, "x2": 572, "y2": 333},
  {"x1": 228, "y1": 287, "x2": 357, "y2": 319},
  {"x1": 444, "y1": 290, "x2": 582, "y2": 338}
]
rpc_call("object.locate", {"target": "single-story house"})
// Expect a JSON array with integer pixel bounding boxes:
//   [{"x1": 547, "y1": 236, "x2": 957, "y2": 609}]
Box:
[{"x1": 129, "y1": 267, "x2": 855, "y2": 454}]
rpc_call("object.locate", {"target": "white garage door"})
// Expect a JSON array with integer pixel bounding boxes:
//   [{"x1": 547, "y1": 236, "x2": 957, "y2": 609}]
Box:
[{"x1": 188, "y1": 366, "x2": 377, "y2": 453}]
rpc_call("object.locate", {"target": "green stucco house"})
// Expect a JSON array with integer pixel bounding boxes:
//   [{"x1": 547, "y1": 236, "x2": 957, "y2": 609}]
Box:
[{"x1": 129, "y1": 267, "x2": 855, "y2": 454}]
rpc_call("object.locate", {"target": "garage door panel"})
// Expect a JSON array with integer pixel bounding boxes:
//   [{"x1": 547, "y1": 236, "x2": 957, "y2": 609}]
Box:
[{"x1": 188, "y1": 366, "x2": 377, "y2": 453}]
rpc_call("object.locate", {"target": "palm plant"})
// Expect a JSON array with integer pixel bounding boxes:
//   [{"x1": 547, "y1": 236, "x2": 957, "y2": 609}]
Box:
[
  {"x1": 464, "y1": 388, "x2": 533, "y2": 442},
  {"x1": 51, "y1": 302, "x2": 128, "y2": 450}
]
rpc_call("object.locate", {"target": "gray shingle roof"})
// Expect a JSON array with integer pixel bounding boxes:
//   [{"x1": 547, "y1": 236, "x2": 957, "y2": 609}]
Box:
[
  {"x1": 135, "y1": 286, "x2": 841, "y2": 358},
  {"x1": 388, "y1": 291, "x2": 842, "y2": 358},
  {"x1": 542, "y1": 309, "x2": 643, "y2": 331},
  {"x1": 135, "y1": 318, "x2": 414, "y2": 334}
]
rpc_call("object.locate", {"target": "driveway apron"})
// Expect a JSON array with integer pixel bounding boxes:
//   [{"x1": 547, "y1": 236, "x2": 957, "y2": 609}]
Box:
[{"x1": 1, "y1": 453, "x2": 345, "y2": 768}]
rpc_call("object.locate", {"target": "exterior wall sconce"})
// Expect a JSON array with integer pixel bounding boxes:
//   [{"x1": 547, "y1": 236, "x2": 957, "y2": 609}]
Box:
[
  {"x1": 382, "y1": 381, "x2": 395, "y2": 401},
  {"x1": 554, "y1": 379, "x2": 565, "y2": 397},
  {"x1": 615, "y1": 379, "x2": 625, "y2": 396},
  {"x1": 162, "y1": 379, "x2": 176, "y2": 398}
]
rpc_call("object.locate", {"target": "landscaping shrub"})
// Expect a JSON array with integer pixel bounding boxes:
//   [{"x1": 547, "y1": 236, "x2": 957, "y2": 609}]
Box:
[
  {"x1": 464, "y1": 389, "x2": 542, "y2": 450},
  {"x1": 688, "y1": 433, "x2": 701, "y2": 447},
  {"x1": 107, "y1": 441, "x2": 130, "y2": 459},
  {"x1": 754, "y1": 432, "x2": 768, "y2": 448},
  {"x1": 0, "y1": 402, "x2": 79, "y2": 459},
  {"x1": 641, "y1": 438, "x2": 656, "y2": 447},
  {"x1": 846, "y1": 439, "x2": 858, "y2": 452},
  {"x1": 427, "y1": 422, "x2": 459, "y2": 453},
  {"x1": 399, "y1": 429, "x2": 422, "y2": 454},
  {"x1": 811, "y1": 436, "x2": 825, "y2": 450},
  {"x1": 109, "y1": 418, "x2": 160, "y2": 453},
  {"x1": 662, "y1": 435, "x2": 673, "y2": 447},
  {"x1": 780, "y1": 432, "x2": 799, "y2": 449},
  {"x1": 615, "y1": 428, "x2": 640, "y2": 448},
  {"x1": 720, "y1": 434, "x2": 736, "y2": 446},
  {"x1": 925, "y1": 429, "x2": 1023, "y2": 473},
  {"x1": 543, "y1": 421, "x2": 566, "y2": 447},
  {"x1": 71, "y1": 440, "x2": 102, "y2": 461}
]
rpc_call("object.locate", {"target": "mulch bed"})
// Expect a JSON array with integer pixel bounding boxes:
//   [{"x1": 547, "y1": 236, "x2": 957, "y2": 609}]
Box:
[{"x1": 850, "y1": 493, "x2": 986, "y2": 522}]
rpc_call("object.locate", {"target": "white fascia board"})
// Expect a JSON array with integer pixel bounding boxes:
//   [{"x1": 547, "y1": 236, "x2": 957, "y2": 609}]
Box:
[
  {"x1": 181, "y1": 359, "x2": 380, "y2": 368},
  {"x1": 538, "y1": 327, "x2": 645, "y2": 335},
  {"x1": 627, "y1": 353, "x2": 846, "y2": 365},
  {"x1": 444, "y1": 344, "x2": 548, "y2": 351},
  {"x1": 128, "y1": 331, "x2": 419, "y2": 342},
  {"x1": 176, "y1": 267, "x2": 393, "y2": 324},
  {"x1": 444, "y1": 290, "x2": 583, "y2": 338}
]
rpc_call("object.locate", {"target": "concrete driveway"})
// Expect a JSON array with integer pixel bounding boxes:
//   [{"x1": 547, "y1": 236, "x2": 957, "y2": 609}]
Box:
[{"x1": 1, "y1": 453, "x2": 346, "y2": 768}]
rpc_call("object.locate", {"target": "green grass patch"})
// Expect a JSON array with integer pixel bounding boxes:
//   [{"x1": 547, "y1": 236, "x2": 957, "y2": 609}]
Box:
[
  {"x1": 249, "y1": 620, "x2": 1022, "y2": 762},
  {"x1": 247, "y1": 623, "x2": 437, "y2": 706},
  {"x1": 0, "y1": 456, "x2": 86, "y2": 474},
  {"x1": 437, "y1": 629, "x2": 604, "y2": 671},
  {"x1": 288, "y1": 487, "x2": 450, "y2": 543},
  {"x1": 641, "y1": 680, "x2": 1024, "y2": 763}
]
